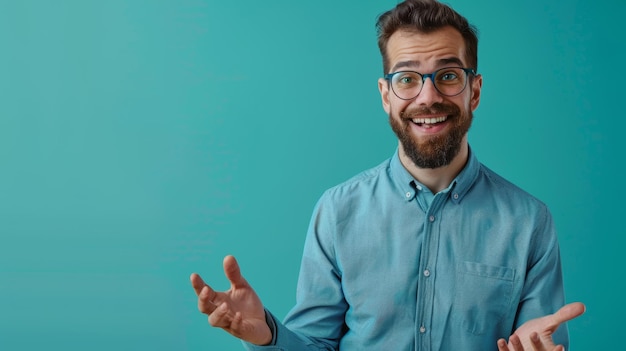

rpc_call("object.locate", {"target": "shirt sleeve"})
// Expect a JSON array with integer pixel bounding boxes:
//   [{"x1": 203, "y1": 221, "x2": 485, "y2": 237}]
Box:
[
  {"x1": 242, "y1": 310, "x2": 336, "y2": 351},
  {"x1": 243, "y1": 191, "x2": 346, "y2": 351},
  {"x1": 513, "y1": 205, "x2": 570, "y2": 348}
]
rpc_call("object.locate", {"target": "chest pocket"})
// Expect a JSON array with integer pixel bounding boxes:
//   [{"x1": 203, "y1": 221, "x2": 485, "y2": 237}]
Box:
[{"x1": 454, "y1": 261, "x2": 515, "y2": 335}]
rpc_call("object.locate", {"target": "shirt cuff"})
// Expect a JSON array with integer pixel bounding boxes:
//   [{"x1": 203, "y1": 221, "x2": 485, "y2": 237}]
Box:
[
  {"x1": 241, "y1": 309, "x2": 280, "y2": 350},
  {"x1": 265, "y1": 309, "x2": 278, "y2": 346}
]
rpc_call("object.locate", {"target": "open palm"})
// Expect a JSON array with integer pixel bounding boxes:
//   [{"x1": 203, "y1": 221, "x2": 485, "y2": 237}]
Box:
[
  {"x1": 497, "y1": 302, "x2": 585, "y2": 351},
  {"x1": 190, "y1": 255, "x2": 272, "y2": 345}
]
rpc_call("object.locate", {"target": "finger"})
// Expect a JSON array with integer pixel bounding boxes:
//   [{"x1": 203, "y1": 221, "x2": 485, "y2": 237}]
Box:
[
  {"x1": 198, "y1": 286, "x2": 219, "y2": 314},
  {"x1": 208, "y1": 301, "x2": 233, "y2": 328},
  {"x1": 191, "y1": 274, "x2": 220, "y2": 303},
  {"x1": 551, "y1": 302, "x2": 586, "y2": 325},
  {"x1": 510, "y1": 334, "x2": 523, "y2": 351},
  {"x1": 190, "y1": 273, "x2": 208, "y2": 295},
  {"x1": 223, "y1": 255, "x2": 249, "y2": 289},
  {"x1": 529, "y1": 332, "x2": 544, "y2": 351},
  {"x1": 497, "y1": 338, "x2": 510, "y2": 351},
  {"x1": 230, "y1": 311, "x2": 243, "y2": 333},
  {"x1": 552, "y1": 346, "x2": 564, "y2": 351}
]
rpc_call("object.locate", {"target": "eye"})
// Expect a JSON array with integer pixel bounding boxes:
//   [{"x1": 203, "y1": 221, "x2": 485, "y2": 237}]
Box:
[
  {"x1": 440, "y1": 72, "x2": 458, "y2": 81},
  {"x1": 436, "y1": 68, "x2": 464, "y2": 86},
  {"x1": 394, "y1": 72, "x2": 420, "y2": 87}
]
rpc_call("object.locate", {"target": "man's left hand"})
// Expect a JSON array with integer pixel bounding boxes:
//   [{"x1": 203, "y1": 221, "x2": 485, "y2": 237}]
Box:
[{"x1": 496, "y1": 302, "x2": 586, "y2": 351}]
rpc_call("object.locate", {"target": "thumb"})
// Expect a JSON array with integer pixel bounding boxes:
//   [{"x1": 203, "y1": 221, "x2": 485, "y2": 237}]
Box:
[
  {"x1": 223, "y1": 255, "x2": 248, "y2": 289},
  {"x1": 551, "y1": 302, "x2": 586, "y2": 326}
]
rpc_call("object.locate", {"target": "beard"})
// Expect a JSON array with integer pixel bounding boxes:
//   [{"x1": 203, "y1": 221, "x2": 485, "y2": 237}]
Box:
[{"x1": 389, "y1": 102, "x2": 473, "y2": 169}]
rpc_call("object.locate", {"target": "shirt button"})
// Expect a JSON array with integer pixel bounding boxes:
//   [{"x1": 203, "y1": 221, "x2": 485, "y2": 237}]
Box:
[
  {"x1": 423, "y1": 269, "x2": 430, "y2": 277},
  {"x1": 429, "y1": 215, "x2": 435, "y2": 222},
  {"x1": 453, "y1": 193, "x2": 459, "y2": 199},
  {"x1": 420, "y1": 326, "x2": 426, "y2": 333},
  {"x1": 405, "y1": 192, "x2": 411, "y2": 198}
]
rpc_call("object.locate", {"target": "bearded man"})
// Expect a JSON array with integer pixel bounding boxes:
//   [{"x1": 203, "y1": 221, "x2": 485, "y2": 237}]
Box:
[{"x1": 191, "y1": 1, "x2": 585, "y2": 350}]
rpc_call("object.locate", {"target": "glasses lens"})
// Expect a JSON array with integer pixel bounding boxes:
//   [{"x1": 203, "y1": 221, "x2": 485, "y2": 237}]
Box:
[
  {"x1": 433, "y1": 67, "x2": 467, "y2": 96},
  {"x1": 391, "y1": 71, "x2": 422, "y2": 100}
]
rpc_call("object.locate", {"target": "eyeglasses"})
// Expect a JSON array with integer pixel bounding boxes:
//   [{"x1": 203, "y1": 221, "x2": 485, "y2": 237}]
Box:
[{"x1": 384, "y1": 67, "x2": 476, "y2": 100}]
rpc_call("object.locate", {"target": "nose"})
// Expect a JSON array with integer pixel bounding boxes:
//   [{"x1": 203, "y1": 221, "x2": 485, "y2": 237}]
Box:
[{"x1": 414, "y1": 76, "x2": 443, "y2": 106}]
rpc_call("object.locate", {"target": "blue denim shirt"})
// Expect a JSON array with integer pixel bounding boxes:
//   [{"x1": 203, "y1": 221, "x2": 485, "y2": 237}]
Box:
[{"x1": 245, "y1": 148, "x2": 568, "y2": 351}]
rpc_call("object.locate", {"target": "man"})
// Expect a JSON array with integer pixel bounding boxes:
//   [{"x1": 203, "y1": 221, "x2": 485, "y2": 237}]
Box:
[{"x1": 190, "y1": 0, "x2": 585, "y2": 350}]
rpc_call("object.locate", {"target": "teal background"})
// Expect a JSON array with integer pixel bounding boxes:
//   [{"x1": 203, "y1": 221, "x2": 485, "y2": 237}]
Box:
[{"x1": 0, "y1": 0, "x2": 621, "y2": 350}]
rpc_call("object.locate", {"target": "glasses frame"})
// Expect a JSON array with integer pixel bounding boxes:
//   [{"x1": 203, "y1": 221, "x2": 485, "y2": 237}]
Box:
[{"x1": 384, "y1": 67, "x2": 477, "y2": 100}]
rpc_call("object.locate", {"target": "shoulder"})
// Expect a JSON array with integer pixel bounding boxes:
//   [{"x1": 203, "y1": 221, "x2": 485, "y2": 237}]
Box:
[
  {"x1": 475, "y1": 163, "x2": 552, "y2": 225},
  {"x1": 309, "y1": 157, "x2": 395, "y2": 217},
  {"x1": 320, "y1": 158, "x2": 392, "y2": 201}
]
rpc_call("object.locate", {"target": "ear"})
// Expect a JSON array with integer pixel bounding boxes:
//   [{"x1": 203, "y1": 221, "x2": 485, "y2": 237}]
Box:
[
  {"x1": 378, "y1": 77, "x2": 391, "y2": 115},
  {"x1": 469, "y1": 74, "x2": 482, "y2": 111}
]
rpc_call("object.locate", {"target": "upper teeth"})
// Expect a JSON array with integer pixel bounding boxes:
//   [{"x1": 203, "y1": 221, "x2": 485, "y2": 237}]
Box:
[{"x1": 412, "y1": 116, "x2": 447, "y2": 124}]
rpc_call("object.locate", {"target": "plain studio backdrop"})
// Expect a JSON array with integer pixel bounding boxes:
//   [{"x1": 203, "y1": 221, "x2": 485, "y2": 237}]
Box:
[{"x1": 0, "y1": 0, "x2": 622, "y2": 350}]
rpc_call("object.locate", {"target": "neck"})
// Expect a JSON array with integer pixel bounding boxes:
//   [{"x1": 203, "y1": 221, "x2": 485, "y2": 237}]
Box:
[{"x1": 398, "y1": 138, "x2": 469, "y2": 193}]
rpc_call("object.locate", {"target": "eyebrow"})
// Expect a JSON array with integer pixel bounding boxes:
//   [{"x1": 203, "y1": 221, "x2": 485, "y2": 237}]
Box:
[
  {"x1": 391, "y1": 60, "x2": 420, "y2": 72},
  {"x1": 437, "y1": 57, "x2": 465, "y2": 67},
  {"x1": 390, "y1": 57, "x2": 466, "y2": 73}
]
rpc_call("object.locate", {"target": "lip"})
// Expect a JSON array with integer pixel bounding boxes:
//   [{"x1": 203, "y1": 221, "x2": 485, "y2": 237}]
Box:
[
  {"x1": 406, "y1": 115, "x2": 450, "y2": 135},
  {"x1": 411, "y1": 115, "x2": 448, "y2": 124}
]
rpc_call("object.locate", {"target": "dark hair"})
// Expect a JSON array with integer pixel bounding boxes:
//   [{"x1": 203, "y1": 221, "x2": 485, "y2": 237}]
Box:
[{"x1": 376, "y1": 0, "x2": 479, "y2": 74}]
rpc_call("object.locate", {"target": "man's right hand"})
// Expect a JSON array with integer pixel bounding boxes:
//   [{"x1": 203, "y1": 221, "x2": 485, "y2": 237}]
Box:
[{"x1": 190, "y1": 255, "x2": 272, "y2": 346}]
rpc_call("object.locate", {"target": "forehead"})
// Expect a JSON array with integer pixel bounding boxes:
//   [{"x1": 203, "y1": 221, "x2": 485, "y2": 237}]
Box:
[{"x1": 386, "y1": 26, "x2": 466, "y2": 72}]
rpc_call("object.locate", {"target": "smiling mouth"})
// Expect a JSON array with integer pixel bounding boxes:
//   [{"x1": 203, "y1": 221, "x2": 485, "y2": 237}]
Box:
[{"x1": 411, "y1": 116, "x2": 448, "y2": 127}]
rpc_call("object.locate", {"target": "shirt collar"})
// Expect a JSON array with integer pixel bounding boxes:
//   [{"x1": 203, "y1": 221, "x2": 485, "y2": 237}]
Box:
[{"x1": 390, "y1": 145, "x2": 480, "y2": 204}]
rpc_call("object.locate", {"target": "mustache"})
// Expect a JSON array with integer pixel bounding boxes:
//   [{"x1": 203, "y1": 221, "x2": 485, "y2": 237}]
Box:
[{"x1": 400, "y1": 103, "x2": 460, "y2": 119}]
